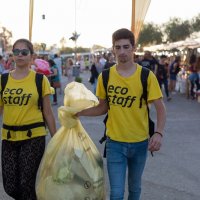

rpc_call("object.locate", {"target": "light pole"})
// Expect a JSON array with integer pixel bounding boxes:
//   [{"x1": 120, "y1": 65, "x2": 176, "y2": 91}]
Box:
[
  {"x1": 29, "y1": 0, "x2": 34, "y2": 41},
  {"x1": 69, "y1": 31, "x2": 80, "y2": 63},
  {"x1": 69, "y1": 0, "x2": 80, "y2": 63}
]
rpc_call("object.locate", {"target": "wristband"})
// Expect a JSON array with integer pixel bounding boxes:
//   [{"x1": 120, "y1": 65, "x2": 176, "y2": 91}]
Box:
[{"x1": 154, "y1": 131, "x2": 163, "y2": 137}]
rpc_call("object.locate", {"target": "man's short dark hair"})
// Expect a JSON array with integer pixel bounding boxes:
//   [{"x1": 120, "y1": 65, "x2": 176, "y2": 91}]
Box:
[{"x1": 112, "y1": 28, "x2": 135, "y2": 47}]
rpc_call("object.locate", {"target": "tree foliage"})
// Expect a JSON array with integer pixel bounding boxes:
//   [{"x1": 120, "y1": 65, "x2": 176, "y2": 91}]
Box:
[
  {"x1": 60, "y1": 46, "x2": 90, "y2": 54},
  {"x1": 164, "y1": 18, "x2": 191, "y2": 42},
  {"x1": 138, "y1": 14, "x2": 200, "y2": 47},
  {"x1": 0, "y1": 26, "x2": 12, "y2": 51},
  {"x1": 191, "y1": 14, "x2": 200, "y2": 32},
  {"x1": 137, "y1": 23, "x2": 163, "y2": 46}
]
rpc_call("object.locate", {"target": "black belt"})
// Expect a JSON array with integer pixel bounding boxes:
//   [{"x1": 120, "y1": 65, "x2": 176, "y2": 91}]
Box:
[{"x1": 3, "y1": 122, "x2": 45, "y2": 139}]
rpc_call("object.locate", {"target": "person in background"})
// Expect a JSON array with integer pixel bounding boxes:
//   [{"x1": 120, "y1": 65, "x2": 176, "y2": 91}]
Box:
[
  {"x1": 139, "y1": 51, "x2": 158, "y2": 72},
  {"x1": 156, "y1": 55, "x2": 171, "y2": 101},
  {"x1": 134, "y1": 54, "x2": 141, "y2": 64},
  {"x1": 65, "y1": 58, "x2": 74, "y2": 83},
  {"x1": 48, "y1": 59, "x2": 60, "y2": 105},
  {"x1": 0, "y1": 38, "x2": 56, "y2": 200},
  {"x1": 195, "y1": 56, "x2": 200, "y2": 72},
  {"x1": 53, "y1": 54, "x2": 62, "y2": 94},
  {"x1": 169, "y1": 56, "x2": 181, "y2": 95},
  {"x1": 188, "y1": 54, "x2": 200, "y2": 99},
  {"x1": 0, "y1": 55, "x2": 5, "y2": 74},
  {"x1": 104, "y1": 52, "x2": 116, "y2": 70},
  {"x1": 89, "y1": 55, "x2": 104, "y2": 94},
  {"x1": 4, "y1": 54, "x2": 15, "y2": 73},
  {"x1": 76, "y1": 54, "x2": 85, "y2": 72},
  {"x1": 99, "y1": 53, "x2": 107, "y2": 68},
  {"x1": 76, "y1": 28, "x2": 166, "y2": 200}
]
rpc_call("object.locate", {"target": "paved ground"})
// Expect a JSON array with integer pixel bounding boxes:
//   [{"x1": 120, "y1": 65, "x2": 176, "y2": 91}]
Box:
[{"x1": 0, "y1": 70, "x2": 200, "y2": 200}]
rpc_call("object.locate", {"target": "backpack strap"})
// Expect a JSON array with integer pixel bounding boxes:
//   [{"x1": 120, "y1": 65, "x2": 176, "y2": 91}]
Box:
[
  {"x1": 1, "y1": 73, "x2": 9, "y2": 100},
  {"x1": 35, "y1": 73, "x2": 43, "y2": 111},
  {"x1": 99, "y1": 69, "x2": 110, "y2": 156},
  {"x1": 102, "y1": 68, "x2": 110, "y2": 104},
  {"x1": 140, "y1": 67, "x2": 155, "y2": 157},
  {"x1": 140, "y1": 67, "x2": 150, "y2": 108}
]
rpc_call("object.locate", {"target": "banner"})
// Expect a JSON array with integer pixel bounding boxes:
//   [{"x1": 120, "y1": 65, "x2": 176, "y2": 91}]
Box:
[{"x1": 131, "y1": 0, "x2": 151, "y2": 42}]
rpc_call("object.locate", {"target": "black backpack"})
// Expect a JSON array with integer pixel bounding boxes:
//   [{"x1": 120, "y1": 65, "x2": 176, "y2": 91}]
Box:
[
  {"x1": 0, "y1": 73, "x2": 45, "y2": 139},
  {"x1": 99, "y1": 67, "x2": 155, "y2": 157}
]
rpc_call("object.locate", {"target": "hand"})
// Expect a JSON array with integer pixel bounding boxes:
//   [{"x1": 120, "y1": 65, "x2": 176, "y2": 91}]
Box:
[{"x1": 148, "y1": 132, "x2": 162, "y2": 152}]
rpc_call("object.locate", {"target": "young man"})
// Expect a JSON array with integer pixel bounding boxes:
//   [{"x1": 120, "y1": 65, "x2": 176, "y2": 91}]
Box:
[
  {"x1": 156, "y1": 55, "x2": 171, "y2": 101},
  {"x1": 76, "y1": 28, "x2": 166, "y2": 200}
]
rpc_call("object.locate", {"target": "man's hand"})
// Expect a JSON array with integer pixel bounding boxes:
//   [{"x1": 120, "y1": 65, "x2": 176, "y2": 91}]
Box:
[{"x1": 148, "y1": 132, "x2": 163, "y2": 152}]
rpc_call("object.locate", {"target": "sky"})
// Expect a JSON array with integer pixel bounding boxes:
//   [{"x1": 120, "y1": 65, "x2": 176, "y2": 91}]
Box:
[{"x1": 0, "y1": 0, "x2": 200, "y2": 49}]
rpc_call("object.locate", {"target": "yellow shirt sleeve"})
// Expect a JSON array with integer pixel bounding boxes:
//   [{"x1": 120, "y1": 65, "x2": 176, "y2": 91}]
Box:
[{"x1": 147, "y1": 71, "x2": 163, "y2": 101}]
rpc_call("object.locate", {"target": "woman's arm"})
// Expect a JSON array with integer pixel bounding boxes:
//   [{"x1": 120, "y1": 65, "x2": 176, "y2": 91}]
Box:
[
  {"x1": 52, "y1": 67, "x2": 58, "y2": 76},
  {"x1": 42, "y1": 95, "x2": 56, "y2": 137}
]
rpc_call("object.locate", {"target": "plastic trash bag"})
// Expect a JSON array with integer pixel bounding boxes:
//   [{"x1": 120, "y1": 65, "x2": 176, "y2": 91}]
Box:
[{"x1": 36, "y1": 82, "x2": 105, "y2": 200}]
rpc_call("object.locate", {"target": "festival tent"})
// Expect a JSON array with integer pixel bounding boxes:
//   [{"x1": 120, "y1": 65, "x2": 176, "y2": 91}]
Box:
[{"x1": 143, "y1": 38, "x2": 200, "y2": 52}]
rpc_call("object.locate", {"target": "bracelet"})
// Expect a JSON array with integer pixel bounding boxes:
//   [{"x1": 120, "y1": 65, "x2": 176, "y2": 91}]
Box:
[{"x1": 154, "y1": 131, "x2": 163, "y2": 137}]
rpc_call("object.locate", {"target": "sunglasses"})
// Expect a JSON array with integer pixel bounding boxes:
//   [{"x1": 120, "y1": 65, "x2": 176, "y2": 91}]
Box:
[{"x1": 12, "y1": 49, "x2": 30, "y2": 56}]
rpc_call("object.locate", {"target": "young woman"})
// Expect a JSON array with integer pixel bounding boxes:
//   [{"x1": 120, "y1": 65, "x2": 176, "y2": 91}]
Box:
[
  {"x1": 48, "y1": 59, "x2": 60, "y2": 105},
  {"x1": 65, "y1": 58, "x2": 74, "y2": 83},
  {"x1": 0, "y1": 38, "x2": 56, "y2": 200}
]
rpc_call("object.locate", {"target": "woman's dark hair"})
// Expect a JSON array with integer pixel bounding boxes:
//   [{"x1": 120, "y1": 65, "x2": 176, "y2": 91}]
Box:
[
  {"x1": 112, "y1": 28, "x2": 135, "y2": 47},
  {"x1": 48, "y1": 59, "x2": 56, "y2": 67},
  {"x1": 12, "y1": 39, "x2": 34, "y2": 55}
]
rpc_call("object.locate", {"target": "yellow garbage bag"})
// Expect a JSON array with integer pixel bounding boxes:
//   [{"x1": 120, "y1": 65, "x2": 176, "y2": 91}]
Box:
[{"x1": 36, "y1": 82, "x2": 105, "y2": 200}]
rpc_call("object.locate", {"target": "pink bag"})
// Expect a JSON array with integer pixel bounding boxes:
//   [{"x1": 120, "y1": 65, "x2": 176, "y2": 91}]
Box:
[{"x1": 35, "y1": 59, "x2": 51, "y2": 75}]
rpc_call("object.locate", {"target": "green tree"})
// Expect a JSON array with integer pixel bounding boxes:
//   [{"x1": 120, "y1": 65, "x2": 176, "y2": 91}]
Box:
[
  {"x1": 60, "y1": 47, "x2": 74, "y2": 54},
  {"x1": 164, "y1": 18, "x2": 191, "y2": 42},
  {"x1": 191, "y1": 13, "x2": 200, "y2": 32},
  {"x1": 76, "y1": 46, "x2": 90, "y2": 53},
  {"x1": 0, "y1": 26, "x2": 12, "y2": 52},
  {"x1": 137, "y1": 23, "x2": 163, "y2": 47},
  {"x1": 60, "y1": 46, "x2": 91, "y2": 54}
]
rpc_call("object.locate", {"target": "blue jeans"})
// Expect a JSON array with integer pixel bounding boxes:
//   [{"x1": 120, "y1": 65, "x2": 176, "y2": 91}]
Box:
[{"x1": 106, "y1": 138, "x2": 148, "y2": 200}]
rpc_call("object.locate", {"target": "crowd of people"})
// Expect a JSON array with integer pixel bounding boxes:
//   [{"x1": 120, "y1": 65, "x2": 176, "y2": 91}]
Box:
[{"x1": 88, "y1": 50, "x2": 200, "y2": 102}]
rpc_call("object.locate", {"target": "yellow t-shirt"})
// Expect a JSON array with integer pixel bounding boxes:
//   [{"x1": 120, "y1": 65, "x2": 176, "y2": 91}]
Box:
[
  {"x1": 0, "y1": 70, "x2": 51, "y2": 141},
  {"x1": 96, "y1": 64, "x2": 163, "y2": 142}
]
